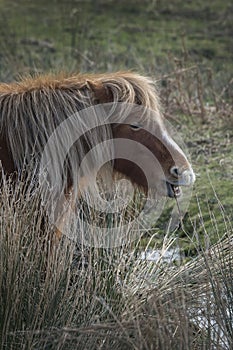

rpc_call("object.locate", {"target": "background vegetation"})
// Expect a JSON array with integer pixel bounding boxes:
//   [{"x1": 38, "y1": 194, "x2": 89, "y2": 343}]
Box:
[{"x1": 0, "y1": 0, "x2": 232, "y2": 349}]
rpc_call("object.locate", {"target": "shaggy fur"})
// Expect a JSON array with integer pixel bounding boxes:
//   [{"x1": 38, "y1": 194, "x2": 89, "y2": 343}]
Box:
[
  {"x1": 0, "y1": 71, "x2": 195, "y2": 238},
  {"x1": 0, "y1": 71, "x2": 160, "y2": 177}
]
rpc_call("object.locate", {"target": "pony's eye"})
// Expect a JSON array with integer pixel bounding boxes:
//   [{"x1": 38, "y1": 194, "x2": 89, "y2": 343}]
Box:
[{"x1": 130, "y1": 124, "x2": 141, "y2": 130}]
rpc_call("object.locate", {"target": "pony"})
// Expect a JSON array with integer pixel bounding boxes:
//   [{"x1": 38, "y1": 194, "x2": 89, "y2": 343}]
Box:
[{"x1": 0, "y1": 71, "x2": 195, "y2": 239}]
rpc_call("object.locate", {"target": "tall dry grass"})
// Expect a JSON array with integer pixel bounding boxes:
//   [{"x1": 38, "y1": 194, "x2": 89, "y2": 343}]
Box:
[{"x1": 0, "y1": 171, "x2": 232, "y2": 349}]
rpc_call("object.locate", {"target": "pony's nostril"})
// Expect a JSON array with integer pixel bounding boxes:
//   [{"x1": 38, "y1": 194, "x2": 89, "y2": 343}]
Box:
[
  {"x1": 170, "y1": 166, "x2": 180, "y2": 177},
  {"x1": 169, "y1": 167, "x2": 196, "y2": 186}
]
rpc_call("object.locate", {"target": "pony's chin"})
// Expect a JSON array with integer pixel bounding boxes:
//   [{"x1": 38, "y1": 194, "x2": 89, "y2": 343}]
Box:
[{"x1": 166, "y1": 182, "x2": 182, "y2": 198}]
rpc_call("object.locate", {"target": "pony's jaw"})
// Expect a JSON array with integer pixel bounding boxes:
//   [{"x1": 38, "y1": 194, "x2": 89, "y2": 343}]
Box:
[{"x1": 112, "y1": 162, "x2": 195, "y2": 198}]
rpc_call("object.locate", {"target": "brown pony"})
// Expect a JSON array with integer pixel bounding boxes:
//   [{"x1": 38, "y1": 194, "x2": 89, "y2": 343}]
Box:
[{"x1": 0, "y1": 71, "x2": 195, "y2": 238}]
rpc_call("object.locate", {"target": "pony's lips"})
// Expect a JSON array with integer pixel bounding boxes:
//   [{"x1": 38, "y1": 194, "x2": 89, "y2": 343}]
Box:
[{"x1": 166, "y1": 182, "x2": 182, "y2": 198}]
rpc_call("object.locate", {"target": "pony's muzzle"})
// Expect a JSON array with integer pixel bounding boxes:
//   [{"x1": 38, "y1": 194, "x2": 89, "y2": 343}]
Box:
[
  {"x1": 166, "y1": 167, "x2": 195, "y2": 198},
  {"x1": 169, "y1": 166, "x2": 196, "y2": 186}
]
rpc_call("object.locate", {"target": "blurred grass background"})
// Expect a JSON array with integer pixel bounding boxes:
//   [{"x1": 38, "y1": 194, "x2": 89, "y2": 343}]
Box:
[{"x1": 0, "y1": 0, "x2": 232, "y2": 79}]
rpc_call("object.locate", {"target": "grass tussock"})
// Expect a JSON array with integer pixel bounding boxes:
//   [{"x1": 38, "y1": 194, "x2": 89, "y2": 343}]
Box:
[{"x1": 0, "y1": 173, "x2": 232, "y2": 350}]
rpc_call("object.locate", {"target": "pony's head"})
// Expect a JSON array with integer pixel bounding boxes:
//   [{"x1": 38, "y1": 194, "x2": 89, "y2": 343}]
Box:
[
  {"x1": 87, "y1": 72, "x2": 195, "y2": 198},
  {"x1": 0, "y1": 71, "x2": 195, "y2": 200}
]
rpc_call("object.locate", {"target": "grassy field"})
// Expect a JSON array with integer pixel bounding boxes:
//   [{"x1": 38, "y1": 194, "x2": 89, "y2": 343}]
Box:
[
  {"x1": 0, "y1": 0, "x2": 232, "y2": 78},
  {"x1": 0, "y1": 0, "x2": 232, "y2": 349}
]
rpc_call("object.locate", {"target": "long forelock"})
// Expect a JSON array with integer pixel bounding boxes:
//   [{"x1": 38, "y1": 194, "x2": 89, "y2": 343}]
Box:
[{"x1": 98, "y1": 72, "x2": 161, "y2": 113}]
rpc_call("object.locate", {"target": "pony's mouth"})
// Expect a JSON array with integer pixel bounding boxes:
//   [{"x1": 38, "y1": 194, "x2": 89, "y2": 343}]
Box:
[{"x1": 166, "y1": 182, "x2": 182, "y2": 198}]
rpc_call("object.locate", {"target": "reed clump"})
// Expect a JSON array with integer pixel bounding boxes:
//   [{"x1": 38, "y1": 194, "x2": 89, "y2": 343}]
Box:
[{"x1": 0, "y1": 172, "x2": 232, "y2": 349}]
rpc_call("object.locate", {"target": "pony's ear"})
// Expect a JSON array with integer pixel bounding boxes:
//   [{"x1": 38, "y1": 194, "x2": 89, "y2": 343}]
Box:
[{"x1": 86, "y1": 80, "x2": 111, "y2": 103}]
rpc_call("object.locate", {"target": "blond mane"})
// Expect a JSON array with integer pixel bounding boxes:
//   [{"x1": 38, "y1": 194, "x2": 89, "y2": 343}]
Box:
[{"x1": 0, "y1": 71, "x2": 161, "y2": 187}]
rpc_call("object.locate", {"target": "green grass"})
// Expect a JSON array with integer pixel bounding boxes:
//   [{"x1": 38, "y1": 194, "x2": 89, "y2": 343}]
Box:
[{"x1": 0, "y1": 0, "x2": 232, "y2": 78}]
